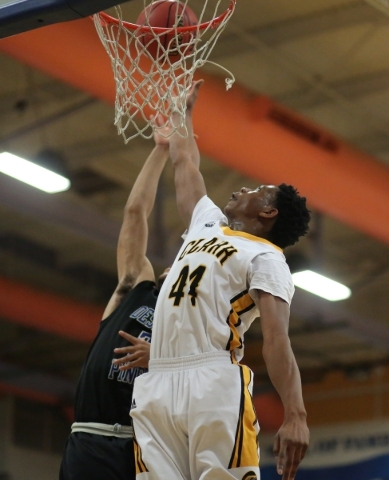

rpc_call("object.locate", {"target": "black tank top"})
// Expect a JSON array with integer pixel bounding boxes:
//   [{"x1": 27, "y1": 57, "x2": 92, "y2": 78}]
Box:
[{"x1": 74, "y1": 280, "x2": 157, "y2": 426}]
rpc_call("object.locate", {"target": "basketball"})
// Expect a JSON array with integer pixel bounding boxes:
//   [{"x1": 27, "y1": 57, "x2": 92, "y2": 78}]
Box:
[{"x1": 136, "y1": 0, "x2": 198, "y2": 61}]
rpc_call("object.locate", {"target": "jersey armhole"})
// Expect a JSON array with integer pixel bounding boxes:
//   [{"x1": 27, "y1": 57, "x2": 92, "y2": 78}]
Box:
[{"x1": 101, "y1": 280, "x2": 156, "y2": 324}]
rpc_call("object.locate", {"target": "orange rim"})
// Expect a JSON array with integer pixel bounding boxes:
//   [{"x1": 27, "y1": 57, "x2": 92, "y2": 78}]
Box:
[{"x1": 96, "y1": 0, "x2": 236, "y2": 33}]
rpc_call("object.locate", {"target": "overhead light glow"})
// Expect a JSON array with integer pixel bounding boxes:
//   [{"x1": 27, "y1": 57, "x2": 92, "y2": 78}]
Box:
[
  {"x1": 0, "y1": 152, "x2": 70, "y2": 193},
  {"x1": 292, "y1": 270, "x2": 351, "y2": 301},
  {"x1": 366, "y1": 0, "x2": 389, "y2": 17}
]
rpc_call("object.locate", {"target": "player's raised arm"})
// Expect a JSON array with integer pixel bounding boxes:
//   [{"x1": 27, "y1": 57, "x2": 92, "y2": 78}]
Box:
[
  {"x1": 102, "y1": 126, "x2": 170, "y2": 320},
  {"x1": 169, "y1": 80, "x2": 207, "y2": 227},
  {"x1": 253, "y1": 290, "x2": 309, "y2": 480}
]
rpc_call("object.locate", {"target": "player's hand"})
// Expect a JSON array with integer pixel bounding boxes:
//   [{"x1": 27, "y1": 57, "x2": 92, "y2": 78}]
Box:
[
  {"x1": 153, "y1": 114, "x2": 172, "y2": 146},
  {"x1": 186, "y1": 79, "x2": 204, "y2": 110},
  {"x1": 273, "y1": 416, "x2": 309, "y2": 480},
  {"x1": 112, "y1": 331, "x2": 150, "y2": 370}
]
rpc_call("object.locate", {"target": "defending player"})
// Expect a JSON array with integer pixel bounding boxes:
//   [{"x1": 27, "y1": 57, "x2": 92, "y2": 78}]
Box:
[
  {"x1": 129, "y1": 81, "x2": 310, "y2": 480},
  {"x1": 59, "y1": 124, "x2": 171, "y2": 480}
]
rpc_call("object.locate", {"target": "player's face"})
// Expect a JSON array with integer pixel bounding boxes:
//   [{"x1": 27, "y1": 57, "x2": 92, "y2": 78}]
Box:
[
  {"x1": 157, "y1": 267, "x2": 171, "y2": 290},
  {"x1": 224, "y1": 185, "x2": 278, "y2": 220}
]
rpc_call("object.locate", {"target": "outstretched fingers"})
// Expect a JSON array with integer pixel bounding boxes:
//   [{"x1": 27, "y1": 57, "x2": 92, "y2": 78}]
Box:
[
  {"x1": 118, "y1": 330, "x2": 141, "y2": 344},
  {"x1": 112, "y1": 345, "x2": 136, "y2": 366},
  {"x1": 112, "y1": 331, "x2": 151, "y2": 370},
  {"x1": 273, "y1": 434, "x2": 281, "y2": 474}
]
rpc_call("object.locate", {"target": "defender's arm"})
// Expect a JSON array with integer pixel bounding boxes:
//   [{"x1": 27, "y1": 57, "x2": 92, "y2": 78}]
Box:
[{"x1": 102, "y1": 141, "x2": 169, "y2": 320}]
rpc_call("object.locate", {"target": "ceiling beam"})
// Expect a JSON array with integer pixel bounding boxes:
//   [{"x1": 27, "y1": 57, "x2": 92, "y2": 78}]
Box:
[
  {"x1": 255, "y1": 1, "x2": 386, "y2": 45},
  {"x1": 252, "y1": 0, "x2": 389, "y2": 46},
  {"x1": 0, "y1": 174, "x2": 120, "y2": 250},
  {"x1": 277, "y1": 69, "x2": 389, "y2": 110},
  {"x1": 0, "y1": 76, "x2": 84, "y2": 117},
  {"x1": 213, "y1": 1, "x2": 386, "y2": 58},
  {"x1": 0, "y1": 97, "x2": 96, "y2": 146}
]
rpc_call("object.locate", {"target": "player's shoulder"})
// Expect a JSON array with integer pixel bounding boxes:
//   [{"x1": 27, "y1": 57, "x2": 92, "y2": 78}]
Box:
[
  {"x1": 247, "y1": 241, "x2": 289, "y2": 273},
  {"x1": 220, "y1": 227, "x2": 284, "y2": 253},
  {"x1": 252, "y1": 237, "x2": 285, "y2": 259},
  {"x1": 253, "y1": 245, "x2": 287, "y2": 265}
]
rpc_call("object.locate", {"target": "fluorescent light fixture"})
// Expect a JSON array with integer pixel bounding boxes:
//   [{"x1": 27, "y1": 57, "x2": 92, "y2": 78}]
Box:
[
  {"x1": 292, "y1": 270, "x2": 351, "y2": 301},
  {"x1": 0, "y1": 152, "x2": 70, "y2": 193}
]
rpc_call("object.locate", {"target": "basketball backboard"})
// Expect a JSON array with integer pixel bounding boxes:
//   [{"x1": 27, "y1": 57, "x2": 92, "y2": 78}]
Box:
[{"x1": 0, "y1": 0, "x2": 132, "y2": 39}]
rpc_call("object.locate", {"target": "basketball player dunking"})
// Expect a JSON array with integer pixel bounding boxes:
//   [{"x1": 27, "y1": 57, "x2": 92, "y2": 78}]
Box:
[
  {"x1": 129, "y1": 81, "x2": 310, "y2": 480},
  {"x1": 59, "y1": 125, "x2": 171, "y2": 480}
]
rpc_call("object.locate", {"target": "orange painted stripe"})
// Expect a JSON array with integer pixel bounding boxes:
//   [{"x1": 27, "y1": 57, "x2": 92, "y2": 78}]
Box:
[
  {"x1": 0, "y1": 382, "x2": 59, "y2": 405},
  {"x1": 0, "y1": 276, "x2": 102, "y2": 342}
]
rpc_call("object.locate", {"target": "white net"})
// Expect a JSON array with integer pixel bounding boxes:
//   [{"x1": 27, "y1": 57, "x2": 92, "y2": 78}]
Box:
[{"x1": 93, "y1": 0, "x2": 236, "y2": 142}]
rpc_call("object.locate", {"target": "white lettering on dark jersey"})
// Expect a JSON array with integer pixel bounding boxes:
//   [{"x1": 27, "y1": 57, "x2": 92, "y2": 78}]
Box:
[
  {"x1": 108, "y1": 363, "x2": 146, "y2": 384},
  {"x1": 178, "y1": 237, "x2": 238, "y2": 265},
  {"x1": 129, "y1": 306, "x2": 154, "y2": 328},
  {"x1": 139, "y1": 330, "x2": 151, "y2": 343},
  {"x1": 117, "y1": 367, "x2": 146, "y2": 384}
]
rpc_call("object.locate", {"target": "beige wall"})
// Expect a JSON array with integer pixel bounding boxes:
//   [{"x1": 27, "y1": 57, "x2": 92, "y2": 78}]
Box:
[
  {"x1": 0, "y1": 395, "x2": 63, "y2": 480},
  {"x1": 8, "y1": 447, "x2": 62, "y2": 480}
]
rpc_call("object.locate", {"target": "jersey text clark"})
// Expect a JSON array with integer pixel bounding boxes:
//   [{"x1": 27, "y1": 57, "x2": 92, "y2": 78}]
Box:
[{"x1": 178, "y1": 236, "x2": 238, "y2": 266}]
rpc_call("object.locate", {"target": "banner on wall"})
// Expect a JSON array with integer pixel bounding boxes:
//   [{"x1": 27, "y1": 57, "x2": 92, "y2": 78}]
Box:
[{"x1": 260, "y1": 420, "x2": 389, "y2": 480}]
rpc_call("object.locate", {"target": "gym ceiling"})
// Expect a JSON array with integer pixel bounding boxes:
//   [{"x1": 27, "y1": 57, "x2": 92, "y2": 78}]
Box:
[{"x1": 0, "y1": 0, "x2": 389, "y2": 426}]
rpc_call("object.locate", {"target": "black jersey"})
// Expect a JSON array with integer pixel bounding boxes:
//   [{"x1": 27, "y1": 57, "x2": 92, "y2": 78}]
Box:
[{"x1": 74, "y1": 280, "x2": 157, "y2": 426}]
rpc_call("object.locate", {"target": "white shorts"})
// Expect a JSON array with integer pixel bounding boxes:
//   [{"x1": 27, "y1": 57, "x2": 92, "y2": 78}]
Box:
[{"x1": 130, "y1": 351, "x2": 260, "y2": 480}]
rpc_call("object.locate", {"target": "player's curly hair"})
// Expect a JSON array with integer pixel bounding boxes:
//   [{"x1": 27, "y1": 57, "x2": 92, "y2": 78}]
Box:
[{"x1": 269, "y1": 183, "x2": 310, "y2": 249}]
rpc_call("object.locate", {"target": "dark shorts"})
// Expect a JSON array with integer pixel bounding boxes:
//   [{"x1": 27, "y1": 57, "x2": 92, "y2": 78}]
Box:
[{"x1": 59, "y1": 432, "x2": 135, "y2": 480}]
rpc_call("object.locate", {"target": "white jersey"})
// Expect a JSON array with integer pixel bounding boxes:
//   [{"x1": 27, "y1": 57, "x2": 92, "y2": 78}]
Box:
[{"x1": 151, "y1": 196, "x2": 294, "y2": 362}]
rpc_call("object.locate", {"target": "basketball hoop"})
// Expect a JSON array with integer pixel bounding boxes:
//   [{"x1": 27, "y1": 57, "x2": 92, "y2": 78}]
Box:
[{"x1": 94, "y1": 0, "x2": 236, "y2": 142}]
